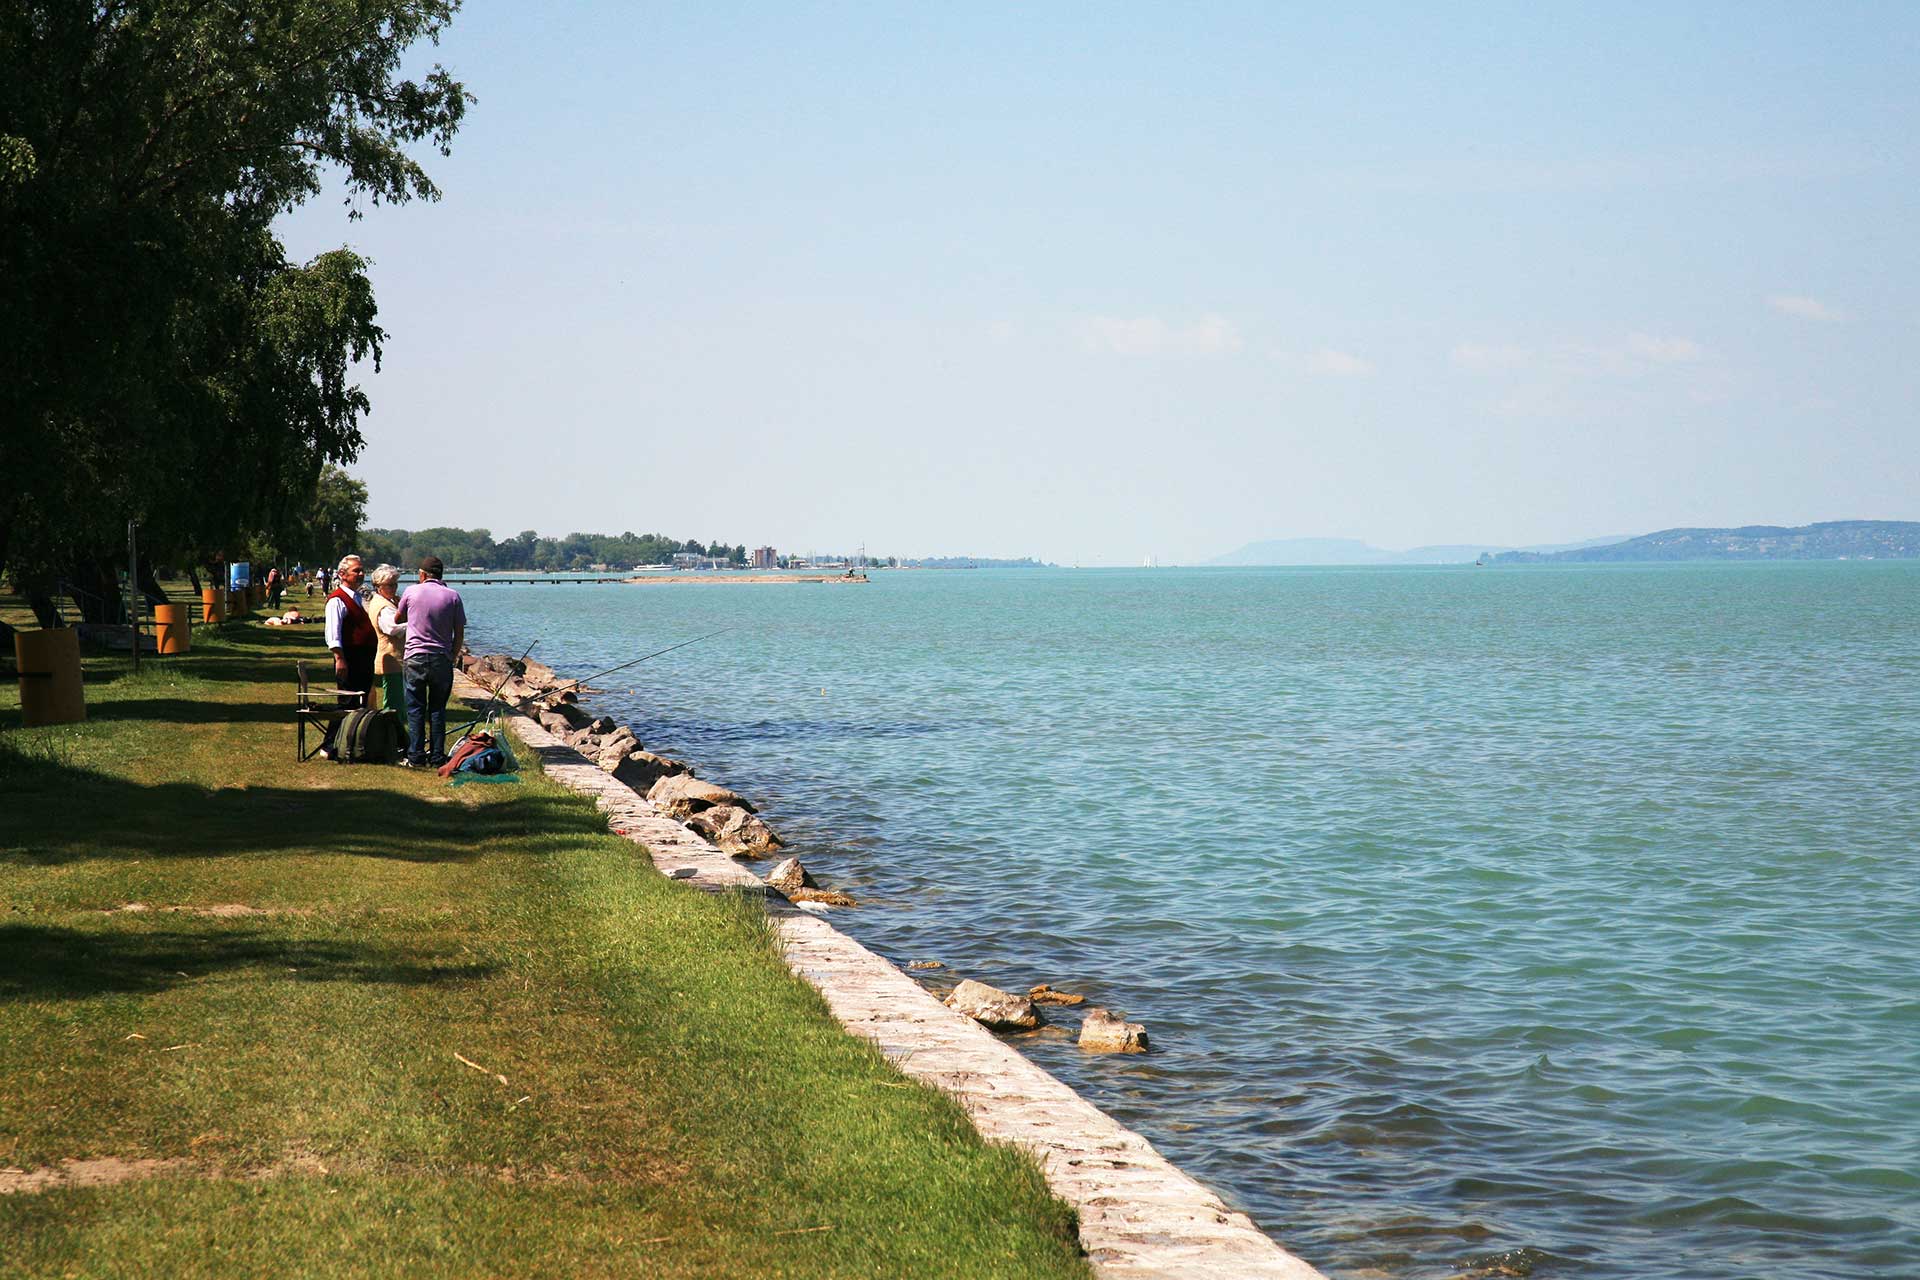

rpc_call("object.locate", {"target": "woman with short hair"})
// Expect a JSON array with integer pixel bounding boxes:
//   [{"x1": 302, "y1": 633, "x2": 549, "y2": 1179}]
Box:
[{"x1": 366, "y1": 564, "x2": 408, "y2": 713}]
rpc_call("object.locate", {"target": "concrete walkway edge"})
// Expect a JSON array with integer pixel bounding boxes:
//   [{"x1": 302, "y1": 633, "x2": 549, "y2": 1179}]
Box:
[{"x1": 465, "y1": 679, "x2": 1326, "y2": 1280}]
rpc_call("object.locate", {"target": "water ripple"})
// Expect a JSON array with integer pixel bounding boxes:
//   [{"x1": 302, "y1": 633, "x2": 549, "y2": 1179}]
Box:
[{"x1": 471, "y1": 564, "x2": 1920, "y2": 1279}]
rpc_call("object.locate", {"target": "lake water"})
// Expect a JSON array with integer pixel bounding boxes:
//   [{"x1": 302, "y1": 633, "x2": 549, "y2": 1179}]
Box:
[{"x1": 460, "y1": 564, "x2": 1919, "y2": 1279}]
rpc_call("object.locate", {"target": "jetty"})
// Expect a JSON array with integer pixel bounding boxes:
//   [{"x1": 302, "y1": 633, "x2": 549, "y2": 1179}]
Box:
[
  {"x1": 446, "y1": 573, "x2": 870, "y2": 586},
  {"x1": 445, "y1": 575, "x2": 625, "y2": 585},
  {"x1": 622, "y1": 572, "x2": 868, "y2": 585}
]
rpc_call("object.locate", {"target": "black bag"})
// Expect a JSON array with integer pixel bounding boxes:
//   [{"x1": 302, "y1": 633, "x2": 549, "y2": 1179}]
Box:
[{"x1": 330, "y1": 707, "x2": 400, "y2": 764}]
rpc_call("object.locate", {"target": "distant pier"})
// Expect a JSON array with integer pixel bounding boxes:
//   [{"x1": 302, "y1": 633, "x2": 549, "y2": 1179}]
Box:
[
  {"x1": 446, "y1": 573, "x2": 869, "y2": 586},
  {"x1": 446, "y1": 576, "x2": 626, "y2": 585}
]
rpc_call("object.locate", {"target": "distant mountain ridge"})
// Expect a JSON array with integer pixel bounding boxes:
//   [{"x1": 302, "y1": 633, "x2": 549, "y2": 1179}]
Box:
[
  {"x1": 1208, "y1": 535, "x2": 1628, "y2": 567},
  {"x1": 1489, "y1": 520, "x2": 1920, "y2": 563}
]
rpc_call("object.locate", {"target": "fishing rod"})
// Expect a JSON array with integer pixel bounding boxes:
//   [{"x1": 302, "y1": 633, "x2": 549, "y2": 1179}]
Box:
[
  {"x1": 530, "y1": 628, "x2": 733, "y2": 706},
  {"x1": 454, "y1": 637, "x2": 539, "y2": 735}
]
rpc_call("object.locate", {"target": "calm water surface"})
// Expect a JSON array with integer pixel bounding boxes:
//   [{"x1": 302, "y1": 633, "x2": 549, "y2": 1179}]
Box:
[{"x1": 464, "y1": 564, "x2": 1920, "y2": 1279}]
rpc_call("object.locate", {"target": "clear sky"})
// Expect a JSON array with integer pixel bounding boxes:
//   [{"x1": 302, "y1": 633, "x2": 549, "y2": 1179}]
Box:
[{"x1": 277, "y1": 1, "x2": 1920, "y2": 565}]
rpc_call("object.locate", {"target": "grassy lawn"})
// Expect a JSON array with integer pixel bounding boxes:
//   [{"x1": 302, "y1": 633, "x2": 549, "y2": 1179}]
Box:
[{"x1": 0, "y1": 616, "x2": 1088, "y2": 1278}]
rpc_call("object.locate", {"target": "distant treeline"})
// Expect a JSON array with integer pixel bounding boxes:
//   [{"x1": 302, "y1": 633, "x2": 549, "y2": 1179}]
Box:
[
  {"x1": 360, "y1": 528, "x2": 747, "y2": 572},
  {"x1": 352, "y1": 527, "x2": 1048, "y2": 573}
]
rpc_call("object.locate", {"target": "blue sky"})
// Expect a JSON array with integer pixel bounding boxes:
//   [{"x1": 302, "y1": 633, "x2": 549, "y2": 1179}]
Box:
[{"x1": 278, "y1": 2, "x2": 1920, "y2": 564}]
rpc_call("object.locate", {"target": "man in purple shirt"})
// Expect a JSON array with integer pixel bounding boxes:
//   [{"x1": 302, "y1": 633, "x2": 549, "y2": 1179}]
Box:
[{"x1": 391, "y1": 556, "x2": 467, "y2": 767}]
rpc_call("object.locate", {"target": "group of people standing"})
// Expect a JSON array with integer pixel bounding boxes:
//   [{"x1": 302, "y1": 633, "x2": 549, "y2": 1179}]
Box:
[{"x1": 322, "y1": 553, "x2": 467, "y2": 768}]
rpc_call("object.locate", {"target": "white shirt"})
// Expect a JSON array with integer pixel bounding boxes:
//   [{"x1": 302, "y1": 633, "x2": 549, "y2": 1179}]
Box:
[{"x1": 323, "y1": 585, "x2": 369, "y2": 652}]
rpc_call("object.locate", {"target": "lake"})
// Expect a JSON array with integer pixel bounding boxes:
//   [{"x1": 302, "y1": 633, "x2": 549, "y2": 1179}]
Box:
[{"x1": 459, "y1": 562, "x2": 1919, "y2": 1279}]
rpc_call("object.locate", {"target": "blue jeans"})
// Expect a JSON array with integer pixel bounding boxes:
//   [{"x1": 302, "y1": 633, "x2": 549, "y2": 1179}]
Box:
[{"x1": 403, "y1": 652, "x2": 454, "y2": 764}]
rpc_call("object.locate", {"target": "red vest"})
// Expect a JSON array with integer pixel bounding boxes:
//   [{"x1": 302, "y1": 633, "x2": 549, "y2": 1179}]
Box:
[{"x1": 328, "y1": 587, "x2": 375, "y2": 654}]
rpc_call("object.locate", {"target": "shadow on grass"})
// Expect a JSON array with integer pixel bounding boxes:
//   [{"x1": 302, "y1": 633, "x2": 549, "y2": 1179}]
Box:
[
  {"x1": 1, "y1": 755, "x2": 609, "y2": 866},
  {"x1": 0, "y1": 924, "x2": 498, "y2": 1001},
  {"x1": 175, "y1": 625, "x2": 338, "y2": 683},
  {"x1": 66, "y1": 626, "x2": 335, "y2": 689},
  {"x1": 83, "y1": 698, "x2": 293, "y2": 726}
]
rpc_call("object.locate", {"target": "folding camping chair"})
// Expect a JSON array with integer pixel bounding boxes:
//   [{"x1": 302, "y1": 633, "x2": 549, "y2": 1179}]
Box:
[{"x1": 295, "y1": 659, "x2": 363, "y2": 761}]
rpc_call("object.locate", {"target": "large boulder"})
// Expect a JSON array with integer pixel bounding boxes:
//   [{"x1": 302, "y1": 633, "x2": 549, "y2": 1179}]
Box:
[
  {"x1": 564, "y1": 726, "x2": 602, "y2": 750},
  {"x1": 646, "y1": 774, "x2": 754, "y2": 819},
  {"x1": 944, "y1": 980, "x2": 1043, "y2": 1031},
  {"x1": 765, "y1": 857, "x2": 817, "y2": 896},
  {"x1": 541, "y1": 699, "x2": 592, "y2": 729},
  {"x1": 1078, "y1": 1008, "x2": 1148, "y2": 1054},
  {"x1": 594, "y1": 732, "x2": 641, "y2": 771},
  {"x1": 588, "y1": 716, "x2": 617, "y2": 734},
  {"x1": 536, "y1": 709, "x2": 576, "y2": 736},
  {"x1": 607, "y1": 750, "x2": 689, "y2": 793},
  {"x1": 765, "y1": 856, "x2": 854, "y2": 903},
  {"x1": 686, "y1": 804, "x2": 783, "y2": 857}
]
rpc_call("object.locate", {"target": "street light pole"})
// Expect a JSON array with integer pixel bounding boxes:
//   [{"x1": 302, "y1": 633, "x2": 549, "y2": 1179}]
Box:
[{"x1": 127, "y1": 520, "x2": 141, "y2": 673}]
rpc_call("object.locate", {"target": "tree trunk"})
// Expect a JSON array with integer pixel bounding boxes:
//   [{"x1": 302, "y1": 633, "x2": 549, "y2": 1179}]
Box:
[
  {"x1": 67, "y1": 558, "x2": 127, "y2": 625},
  {"x1": 137, "y1": 561, "x2": 169, "y2": 604},
  {"x1": 26, "y1": 594, "x2": 62, "y2": 629}
]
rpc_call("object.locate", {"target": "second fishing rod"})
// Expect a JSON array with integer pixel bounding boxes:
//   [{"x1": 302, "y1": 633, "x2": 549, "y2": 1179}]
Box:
[{"x1": 528, "y1": 627, "x2": 735, "y2": 707}]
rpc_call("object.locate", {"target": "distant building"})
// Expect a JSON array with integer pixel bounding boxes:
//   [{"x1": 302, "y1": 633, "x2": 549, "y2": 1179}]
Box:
[{"x1": 752, "y1": 545, "x2": 776, "y2": 569}]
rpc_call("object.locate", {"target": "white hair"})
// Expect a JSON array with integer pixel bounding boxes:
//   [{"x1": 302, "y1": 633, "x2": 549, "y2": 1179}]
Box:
[
  {"x1": 336, "y1": 554, "x2": 362, "y2": 575},
  {"x1": 370, "y1": 563, "x2": 399, "y2": 588}
]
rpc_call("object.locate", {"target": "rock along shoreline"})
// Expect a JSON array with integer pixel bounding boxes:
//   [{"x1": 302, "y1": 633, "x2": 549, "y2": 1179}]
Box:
[{"x1": 454, "y1": 653, "x2": 1325, "y2": 1279}]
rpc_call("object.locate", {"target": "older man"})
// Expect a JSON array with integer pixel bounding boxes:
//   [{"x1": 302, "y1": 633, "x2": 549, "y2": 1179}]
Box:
[
  {"x1": 322, "y1": 554, "x2": 375, "y2": 709},
  {"x1": 392, "y1": 555, "x2": 467, "y2": 768}
]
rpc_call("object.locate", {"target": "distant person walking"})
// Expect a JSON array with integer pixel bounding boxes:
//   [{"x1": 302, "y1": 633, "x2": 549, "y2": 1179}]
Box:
[
  {"x1": 323, "y1": 555, "x2": 374, "y2": 709},
  {"x1": 366, "y1": 563, "x2": 408, "y2": 713},
  {"x1": 393, "y1": 556, "x2": 467, "y2": 768}
]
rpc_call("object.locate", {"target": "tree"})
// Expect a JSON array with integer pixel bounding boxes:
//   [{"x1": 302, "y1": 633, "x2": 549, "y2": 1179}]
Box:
[
  {"x1": 282, "y1": 465, "x2": 369, "y2": 569},
  {"x1": 0, "y1": 1, "x2": 470, "y2": 621}
]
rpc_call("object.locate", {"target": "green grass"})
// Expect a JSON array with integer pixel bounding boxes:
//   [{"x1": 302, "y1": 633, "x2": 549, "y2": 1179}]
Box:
[{"x1": 0, "y1": 619, "x2": 1089, "y2": 1278}]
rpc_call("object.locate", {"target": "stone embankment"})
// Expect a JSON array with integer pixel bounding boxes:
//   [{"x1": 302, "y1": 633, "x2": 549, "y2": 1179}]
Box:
[{"x1": 454, "y1": 651, "x2": 1325, "y2": 1279}]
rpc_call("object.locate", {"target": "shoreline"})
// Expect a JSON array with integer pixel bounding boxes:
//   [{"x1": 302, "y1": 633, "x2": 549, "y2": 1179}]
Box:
[{"x1": 463, "y1": 662, "x2": 1325, "y2": 1278}]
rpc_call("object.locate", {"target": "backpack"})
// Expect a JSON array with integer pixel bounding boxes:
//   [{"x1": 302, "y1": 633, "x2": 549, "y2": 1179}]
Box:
[
  {"x1": 330, "y1": 707, "x2": 401, "y2": 764},
  {"x1": 457, "y1": 746, "x2": 507, "y2": 775}
]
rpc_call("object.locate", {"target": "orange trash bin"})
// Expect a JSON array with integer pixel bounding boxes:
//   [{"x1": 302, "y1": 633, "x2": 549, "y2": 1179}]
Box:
[
  {"x1": 15, "y1": 628, "x2": 86, "y2": 727},
  {"x1": 153, "y1": 603, "x2": 190, "y2": 654}
]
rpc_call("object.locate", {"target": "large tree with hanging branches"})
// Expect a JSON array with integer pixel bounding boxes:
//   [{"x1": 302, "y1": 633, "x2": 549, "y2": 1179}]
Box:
[{"x1": 0, "y1": 1, "x2": 471, "y2": 623}]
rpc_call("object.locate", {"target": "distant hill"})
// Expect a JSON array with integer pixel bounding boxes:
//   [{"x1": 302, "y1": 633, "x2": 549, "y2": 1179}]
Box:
[
  {"x1": 1490, "y1": 520, "x2": 1920, "y2": 564},
  {"x1": 1208, "y1": 535, "x2": 1628, "y2": 567}
]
